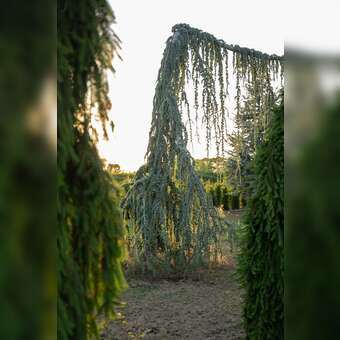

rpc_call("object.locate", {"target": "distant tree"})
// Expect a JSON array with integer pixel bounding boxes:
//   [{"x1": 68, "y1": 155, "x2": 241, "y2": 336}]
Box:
[
  {"x1": 108, "y1": 163, "x2": 121, "y2": 173},
  {"x1": 222, "y1": 188, "x2": 229, "y2": 211},
  {"x1": 230, "y1": 194, "x2": 240, "y2": 210},
  {"x1": 215, "y1": 184, "x2": 222, "y2": 207}
]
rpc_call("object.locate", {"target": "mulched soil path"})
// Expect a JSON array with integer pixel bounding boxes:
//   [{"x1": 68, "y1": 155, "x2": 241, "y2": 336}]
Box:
[{"x1": 102, "y1": 264, "x2": 244, "y2": 340}]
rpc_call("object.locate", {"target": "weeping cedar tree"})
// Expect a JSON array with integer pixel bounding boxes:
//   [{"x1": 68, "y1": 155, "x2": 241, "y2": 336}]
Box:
[
  {"x1": 237, "y1": 96, "x2": 284, "y2": 340},
  {"x1": 58, "y1": 1, "x2": 126, "y2": 339},
  {"x1": 123, "y1": 23, "x2": 282, "y2": 274}
]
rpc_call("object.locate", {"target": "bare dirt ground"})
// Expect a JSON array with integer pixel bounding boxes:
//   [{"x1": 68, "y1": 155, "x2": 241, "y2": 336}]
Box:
[{"x1": 102, "y1": 263, "x2": 244, "y2": 340}]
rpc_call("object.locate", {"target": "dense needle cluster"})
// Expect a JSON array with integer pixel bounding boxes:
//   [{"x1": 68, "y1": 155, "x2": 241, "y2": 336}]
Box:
[{"x1": 237, "y1": 96, "x2": 284, "y2": 339}]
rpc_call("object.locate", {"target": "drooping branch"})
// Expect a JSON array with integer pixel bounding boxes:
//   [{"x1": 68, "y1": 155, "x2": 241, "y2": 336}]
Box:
[
  {"x1": 58, "y1": 1, "x2": 125, "y2": 339},
  {"x1": 169, "y1": 23, "x2": 282, "y2": 155},
  {"x1": 123, "y1": 24, "x2": 283, "y2": 273}
]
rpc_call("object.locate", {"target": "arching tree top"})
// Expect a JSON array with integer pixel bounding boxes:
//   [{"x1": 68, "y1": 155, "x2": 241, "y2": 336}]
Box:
[
  {"x1": 149, "y1": 23, "x2": 283, "y2": 156},
  {"x1": 171, "y1": 23, "x2": 283, "y2": 62}
]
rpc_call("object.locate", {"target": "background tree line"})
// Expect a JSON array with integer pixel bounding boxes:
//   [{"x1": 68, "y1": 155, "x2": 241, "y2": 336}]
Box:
[{"x1": 108, "y1": 157, "x2": 246, "y2": 211}]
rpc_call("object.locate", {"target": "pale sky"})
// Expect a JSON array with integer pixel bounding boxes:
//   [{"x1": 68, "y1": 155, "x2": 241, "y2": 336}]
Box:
[{"x1": 98, "y1": 0, "x2": 284, "y2": 172}]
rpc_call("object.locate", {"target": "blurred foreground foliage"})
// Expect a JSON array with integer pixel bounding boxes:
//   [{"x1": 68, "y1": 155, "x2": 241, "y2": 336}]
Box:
[
  {"x1": 286, "y1": 91, "x2": 340, "y2": 340},
  {"x1": 0, "y1": 0, "x2": 55, "y2": 339}
]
